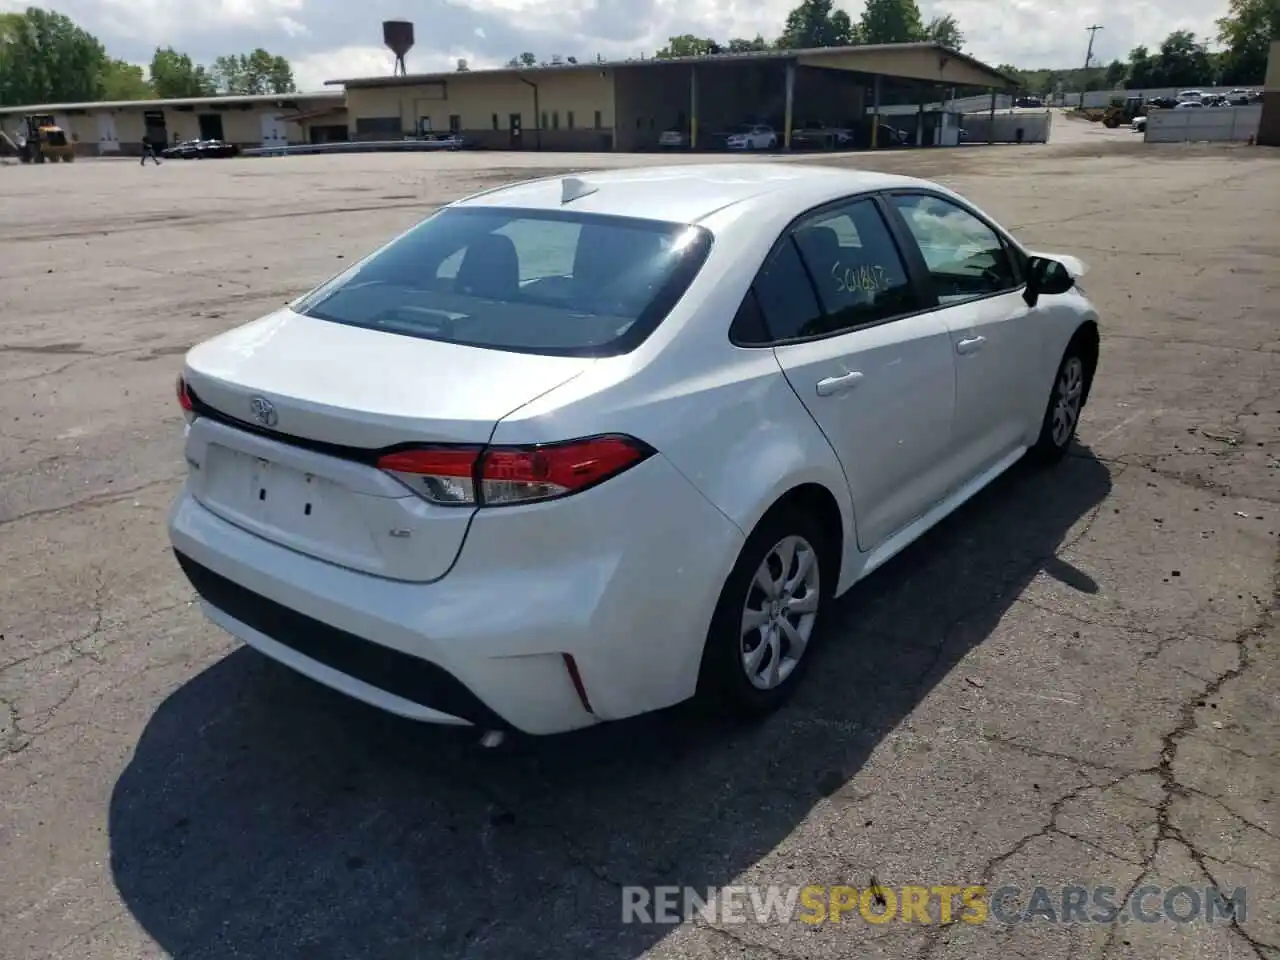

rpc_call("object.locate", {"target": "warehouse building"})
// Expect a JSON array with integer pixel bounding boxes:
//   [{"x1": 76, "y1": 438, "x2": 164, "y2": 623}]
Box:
[
  {"x1": 0, "y1": 91, "x2": 346, "y2": 156},
  {"x1": 1259, "y1": 39, "x2": 1280, "y2": 147},
  {"x1": 329, "y1": 42, "x2": 1016, "y2": 151}
]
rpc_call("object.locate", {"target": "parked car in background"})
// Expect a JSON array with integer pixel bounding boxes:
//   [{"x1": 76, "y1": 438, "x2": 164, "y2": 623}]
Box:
[
  {"x1": 169, "y1": 162, "x2": 1102, "y2": 736},
  {"x1": 1176, "y1": 90, "x2": 1204, "y2": 102},
  {"x1": 1225, "y1": 89, "x2": 1255, "y2": 105},
  {"x1": 1014, "y1": 96, "x2": 1043, "y2": 108},
  {"x1": 162, "y1": 139, "x2": 240, "y2": 159},
  {"x1": 658, "y1": 128, "x2": 688, "y2": 148},
  {"x1": 418, "y1": 132, "x2": 466, "y2": 150},
  {"x1": 723, "y1": 123, "x2": 778, "y2": 150},
  {"x1": 1132, "y1": 115, "x2": 1147, "y2": 132},
  {"x1": 1174, "y1": 100, "x2": 1203, "y2": 110},
  {"x1": 789, "y1": 122, "x2": 854, "y2": 150},
  {"x1": 1147, "y1": 97, "x2": 1179, "y2": 110}
]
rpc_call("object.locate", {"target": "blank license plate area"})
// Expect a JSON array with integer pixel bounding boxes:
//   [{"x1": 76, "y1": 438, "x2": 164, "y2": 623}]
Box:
[{"x1": 201, "y1": 444, "x2": 364, "y2": 549}]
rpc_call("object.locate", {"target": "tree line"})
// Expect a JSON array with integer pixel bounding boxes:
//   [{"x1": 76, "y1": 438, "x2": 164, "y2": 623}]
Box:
[
  {"x1": 505, "y1": 0, "x2": 1275, "y2": 88},
  {"x1": 0, "y1": 6, "x2": 296, "y2": 107}
]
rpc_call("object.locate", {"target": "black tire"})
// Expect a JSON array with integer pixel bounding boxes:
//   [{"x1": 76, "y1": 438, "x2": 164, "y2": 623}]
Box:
[
  {"x1": 1031, "y1": 340, "x2": 1090, "y2": 463},
  {"x1": 697, "y1": 506, "x2": 831, "y2": 717}
]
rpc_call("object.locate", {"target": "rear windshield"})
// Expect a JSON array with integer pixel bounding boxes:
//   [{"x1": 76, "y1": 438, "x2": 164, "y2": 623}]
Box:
[{"x1": 293, "y1": 206, "x2": 713, "y2": 357}]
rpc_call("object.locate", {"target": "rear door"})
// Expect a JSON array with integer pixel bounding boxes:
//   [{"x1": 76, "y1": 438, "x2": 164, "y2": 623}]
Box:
[
  {"x1": 757, "y1": 195, "x2": 960, "y2": 551},
  {"x1": 885, "y1": 191, "x2": 1043, "y2": 480}
]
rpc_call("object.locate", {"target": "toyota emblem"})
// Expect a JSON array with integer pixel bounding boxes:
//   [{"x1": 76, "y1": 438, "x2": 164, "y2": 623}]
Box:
[{"x1": 249, "y1": 395, "x2": 278, "y2": 428}]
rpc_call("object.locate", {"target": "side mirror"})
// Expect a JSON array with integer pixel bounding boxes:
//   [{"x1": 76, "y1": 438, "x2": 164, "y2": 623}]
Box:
[{"x1": 1023, "y1": 256, "x2": 1074, "y2": 307}]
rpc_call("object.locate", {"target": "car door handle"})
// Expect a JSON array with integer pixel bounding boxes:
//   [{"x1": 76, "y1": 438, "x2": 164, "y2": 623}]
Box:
[
  {"x1": 815, "y1": 371, "x2": 864, "y2": 396},
  {"x1": 956, "y1": 336, "x2": 986, "y2": 355}
]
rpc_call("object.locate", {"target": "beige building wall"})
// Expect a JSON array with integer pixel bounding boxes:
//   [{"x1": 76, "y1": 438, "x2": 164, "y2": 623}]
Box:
[
  {"x1": 345, "y1": 70, "x2": 615, "y2": 148},
  {"x1": 1259, "y1": 40, "x2": 1280, "y2": 146},
  {"x1": 798, "y1": 48, "x2": 1009, "y2": 88},
  {"x1": 3, "y1": 98, "x2": 331, "y2": 155}
]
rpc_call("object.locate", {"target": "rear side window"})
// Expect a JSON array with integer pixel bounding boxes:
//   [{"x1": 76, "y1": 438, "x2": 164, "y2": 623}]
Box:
[
  {"x1": 751, "y1": 239, "x2": 824, "y2": 341},
  {"x1": 294, "y1": 207, "x2": 713, "y2": 357},
  {"x1": 790, "y1": 199, "x2": 919, "y2": 333}
]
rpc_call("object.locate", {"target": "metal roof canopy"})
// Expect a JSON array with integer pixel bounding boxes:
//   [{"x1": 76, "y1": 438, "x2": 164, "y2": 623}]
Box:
[
  {"x1": 329, "y1": 42, "x2": 1018, "y2": 90},
  {"x1": 0, "y1": 91, "x2": 344, "y2": 116}
]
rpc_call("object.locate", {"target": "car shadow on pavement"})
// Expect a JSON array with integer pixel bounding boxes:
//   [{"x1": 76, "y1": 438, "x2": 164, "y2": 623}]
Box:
[{"x1": 109, "y1": 448, "x2": 1111, "y2": 960}]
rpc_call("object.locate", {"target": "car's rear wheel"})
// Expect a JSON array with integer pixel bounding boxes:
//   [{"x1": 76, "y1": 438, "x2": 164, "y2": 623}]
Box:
[
  {"x1": 698, "y1": 507, "x2": 829, "y2": 716},
  {"x1": 1031, "y1": 344, "x2": 1089, "y2": 462}
]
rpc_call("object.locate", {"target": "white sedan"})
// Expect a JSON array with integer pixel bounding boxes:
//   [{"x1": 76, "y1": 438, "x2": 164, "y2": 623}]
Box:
[
  {"x1": 169, "y1": 163, "x2": 1100, "y2": 737},
  {"x1": 724, "y1": 124, "x2": 778, "y2": 150}
]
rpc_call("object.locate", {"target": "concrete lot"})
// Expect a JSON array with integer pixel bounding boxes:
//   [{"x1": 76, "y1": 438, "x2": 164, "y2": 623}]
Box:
[{"x1": 1, "y1": 137, "x2": 1277, "y2": 960}]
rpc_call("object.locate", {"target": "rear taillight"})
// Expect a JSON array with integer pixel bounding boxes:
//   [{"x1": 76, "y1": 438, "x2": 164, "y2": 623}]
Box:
[
  {"x1": 176, "y1": 376, "x2": 195, "y2": 423},
  {"x1": 377, "y1": 435, "x2": 654, "y2": 507}
]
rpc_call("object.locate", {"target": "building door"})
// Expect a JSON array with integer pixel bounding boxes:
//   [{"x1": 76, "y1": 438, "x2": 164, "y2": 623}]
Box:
[
  {"x1": 260, "y1": 113, "x2": 288, "y2": 148},
  {"x1": 96, "y1": 113, "x2": 119, "y2": 153},
  {"x1": 509, "y1": 113, "x2": 522, "y2": 148},
  {"x1": 143, "y1": 110, "x2": 168, "y2": 149},
  {"x1": 198, "y1": 113, "x2": 224, "y2": 141}
]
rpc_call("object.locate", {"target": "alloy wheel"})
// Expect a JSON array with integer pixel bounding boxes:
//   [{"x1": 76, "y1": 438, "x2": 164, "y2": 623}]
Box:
[
  {"x1": 1051, "y1": 356, "x2": 1084, "y2": 448},
  {"x1": 740, "y1": 535, "x2": 821, "y2": 690}
]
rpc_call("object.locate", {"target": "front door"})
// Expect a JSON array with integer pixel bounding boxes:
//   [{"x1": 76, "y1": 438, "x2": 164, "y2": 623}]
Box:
[
  {"x1": 260, "y1": 114, "x2": 287, "y2": 148},
  {"x1": 886, "y1": 192, "x2": 1041, "y2": 479},
  {"x1": 760, "y1": 196, "x2": 959, "y2": 551},
  {"x1": 509, "y1": 114, "x2": 522, "y2": 148},
  {"x1": 96, "y1": 113, "x2": 118, "y2": 152}
]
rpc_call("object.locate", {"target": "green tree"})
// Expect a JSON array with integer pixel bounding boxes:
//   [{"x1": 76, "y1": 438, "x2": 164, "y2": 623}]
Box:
[
  {"x1": 0, "y1": 7, "x2": 106, "y2": 106},
  {"x1": 1155, "y1": 30, "x2": 1212, "y2": 87},
  {"x1": 1126, "y1": 46, "x2": 1159, "y2": 87},
  {"x1": 727, "y1": 35, "x2": 770, "y2": 52},
  {"x1": 858, "y1": 0, "x2": 926, "y2": 45},
  {"x1": 211, "y1": 48, "x2": 295, "y2": 94},
  {"x1": 777, "y1": 0, "x2": 856, "y2": 49},
  {"x1": 1216, "y1": 0, "x2": 1278, "y2": 84},
  {"x1": 101, "y1": 59, "x2": 152, "y2": 99},
  {"x1": 1103, "y1": 58, "x2": 1128, "y2": 88},
  {"x1": 925, "y1": 14, "x2": 963, "y2": 51},
  {"x1": 655, "y1": 35, "x2": 722, "y2": 58},
  {"x1": 150, "y1": 47, "x2": 215, "y2": 98}
]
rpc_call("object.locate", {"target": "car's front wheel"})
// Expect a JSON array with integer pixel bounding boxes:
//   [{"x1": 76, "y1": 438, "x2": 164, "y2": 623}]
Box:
[
  {"x1": 1031, "y1": 342, "x2": 1090, "y2": 462},
  {"x1": 698, "y1": 507, "x2": 829, "y2": 716}
]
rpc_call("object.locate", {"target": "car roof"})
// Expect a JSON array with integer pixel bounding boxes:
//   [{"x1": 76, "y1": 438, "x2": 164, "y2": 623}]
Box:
[{"x1": 454, "y1": 163, "x2": 933, "y2": 224}]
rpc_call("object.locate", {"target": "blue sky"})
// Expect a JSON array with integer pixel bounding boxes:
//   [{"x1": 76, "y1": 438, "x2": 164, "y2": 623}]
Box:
[{"x1": 1, "y1": 0, "x2": 1231, "y2": 90}]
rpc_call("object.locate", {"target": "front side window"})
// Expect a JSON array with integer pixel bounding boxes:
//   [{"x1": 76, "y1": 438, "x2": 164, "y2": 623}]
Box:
[
  {"x1": 890, "y1": 194, "x2": 1020, "y2": 304},
  {"x1": 293, "y1": 207, "x2": 712, "y2": 358}
]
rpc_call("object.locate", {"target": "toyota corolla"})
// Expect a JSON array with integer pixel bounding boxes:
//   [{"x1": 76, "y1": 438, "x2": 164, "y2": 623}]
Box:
[{"x1": 170, "y1": 163, "x2": 1100, "y2": 737}]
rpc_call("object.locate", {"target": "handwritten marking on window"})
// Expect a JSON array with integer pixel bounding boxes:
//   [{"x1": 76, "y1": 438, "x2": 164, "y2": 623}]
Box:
[{"x1": 831, "y1": 261, "x2": 891, "y2": 295}]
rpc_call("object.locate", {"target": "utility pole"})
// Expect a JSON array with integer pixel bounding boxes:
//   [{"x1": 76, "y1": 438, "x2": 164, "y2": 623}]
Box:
[{"x1": 1083, "y1": 24, "x2": 1103, "y2": 71}]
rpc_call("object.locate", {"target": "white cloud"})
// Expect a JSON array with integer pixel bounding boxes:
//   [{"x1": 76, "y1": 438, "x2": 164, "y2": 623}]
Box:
[{"x1": 4, "y1": 0, "x2": 1236, "y2": 80}]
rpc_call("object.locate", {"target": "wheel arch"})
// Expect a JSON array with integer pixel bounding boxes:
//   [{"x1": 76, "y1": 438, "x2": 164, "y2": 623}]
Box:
[{"x1": 1070, "y1": 319, "x2": 1100, "y2": 403}]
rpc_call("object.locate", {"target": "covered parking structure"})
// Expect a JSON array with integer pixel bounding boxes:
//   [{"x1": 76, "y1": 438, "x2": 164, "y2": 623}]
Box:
[
  {"x1": 330, "y1": 42, "x2": 1015, "y2": 153},
  {"x1": 612, "y1": 42, "x2": 1018, "y2": 151}
]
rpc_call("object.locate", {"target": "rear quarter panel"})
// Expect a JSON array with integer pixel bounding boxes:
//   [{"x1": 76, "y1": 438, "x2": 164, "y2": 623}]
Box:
[{"x1": 492, "y1": 197, "x2": 857, "y2": 586}]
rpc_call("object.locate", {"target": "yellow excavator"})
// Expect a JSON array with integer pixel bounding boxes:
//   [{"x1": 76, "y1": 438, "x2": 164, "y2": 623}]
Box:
[
  {"x1": 16, "y1": 115, "x2": 76, "y2": 163},
  {"x1": 1102, "y1": 96, "x2": 1146, "y2": 128}
]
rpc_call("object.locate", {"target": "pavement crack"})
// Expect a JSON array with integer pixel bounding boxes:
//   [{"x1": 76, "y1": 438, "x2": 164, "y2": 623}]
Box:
[{"x1": 0, "y1": 476, "x2": 179, "y2": 527}]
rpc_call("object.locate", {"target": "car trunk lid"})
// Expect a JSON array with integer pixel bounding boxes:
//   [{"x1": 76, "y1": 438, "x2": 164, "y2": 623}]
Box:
[{"x1": 181, "y1": 309, "x2": 590, "y2": 581}]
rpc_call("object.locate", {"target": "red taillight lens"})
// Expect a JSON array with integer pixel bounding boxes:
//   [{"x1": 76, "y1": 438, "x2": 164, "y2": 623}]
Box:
[
  {"x1": 376, "y1": 446, "x2": 482, "y2": 505},
  {"x1": 376, "y1": 435, "x2": 653, "y2": 507},
  {"x1": 176, "y1": 376, "x2": 193, "y2": 411}
]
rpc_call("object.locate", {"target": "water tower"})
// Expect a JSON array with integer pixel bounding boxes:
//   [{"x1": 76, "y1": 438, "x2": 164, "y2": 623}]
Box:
[{"x1": 383, "y1": 20, "x2": 414, "y2": 76}]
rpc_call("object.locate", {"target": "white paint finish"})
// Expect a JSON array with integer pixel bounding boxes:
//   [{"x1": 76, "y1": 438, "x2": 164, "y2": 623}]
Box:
[
  {"x1": 1144, "y1": 104, "x2": 1262, "y2": 143},
  {"x1": 95, "y1": 113, "x2": 118, "y2": 152},
  {"x1": 170, "y1": 162, "x2": 1103, "y2": 734}
]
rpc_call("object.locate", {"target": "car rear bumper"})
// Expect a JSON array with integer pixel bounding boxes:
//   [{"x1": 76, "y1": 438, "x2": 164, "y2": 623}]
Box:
[{"x1": 168, "y1": 453, "x2": 744, "y2": 735}]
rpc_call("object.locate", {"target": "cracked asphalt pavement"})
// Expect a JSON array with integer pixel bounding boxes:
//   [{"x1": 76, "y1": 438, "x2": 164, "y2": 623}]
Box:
[{"x1": 1, "y1": 135, "x2": 1277, "y2": 960}]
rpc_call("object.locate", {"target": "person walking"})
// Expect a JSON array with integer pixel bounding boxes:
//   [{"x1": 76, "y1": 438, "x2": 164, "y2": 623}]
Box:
[{"x1": 140, "y1": 132, "x2": 161, "y2": 166}]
